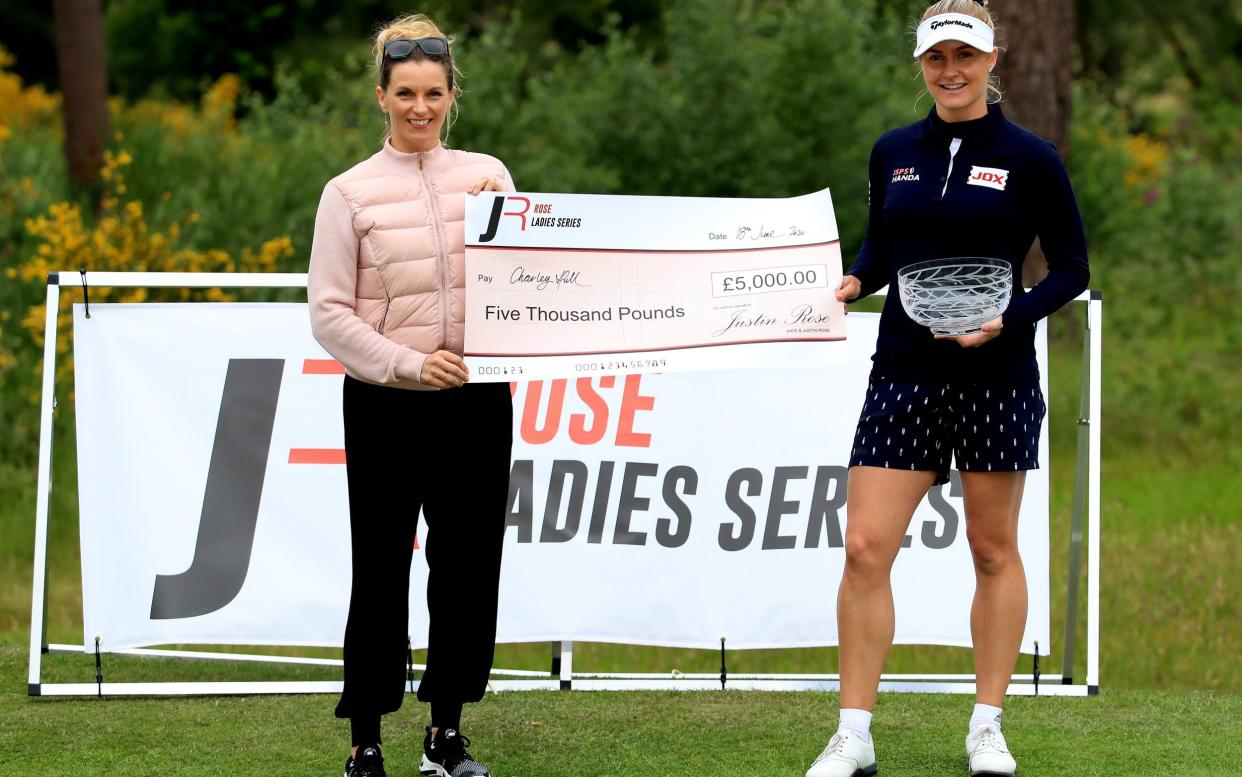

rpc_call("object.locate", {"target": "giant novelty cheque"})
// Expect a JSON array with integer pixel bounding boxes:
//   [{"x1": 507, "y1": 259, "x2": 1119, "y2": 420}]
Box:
[
  {"x1": 72, "y1": 187, "x2": 1050, "y2": 657},
  {"x1": 463, "y1": 189, "x2": 847, "y2": 381}
]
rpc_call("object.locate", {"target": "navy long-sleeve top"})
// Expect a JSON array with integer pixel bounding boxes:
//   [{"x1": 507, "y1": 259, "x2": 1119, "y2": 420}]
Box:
[{"x1": 847, "y1": 104, "x2": 1090, "y2": 383}]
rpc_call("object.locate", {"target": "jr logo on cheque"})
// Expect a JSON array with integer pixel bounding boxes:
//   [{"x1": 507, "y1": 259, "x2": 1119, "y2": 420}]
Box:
[{"x1": 477, "y1": 195, "x2": 583, "y2": 242}]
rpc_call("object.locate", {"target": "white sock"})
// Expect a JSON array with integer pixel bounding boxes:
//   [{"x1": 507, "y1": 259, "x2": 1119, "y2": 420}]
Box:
[
  {"x1": 838, "y1": 708, "x2": 873, "y2": 741},
  {"x1": 969, "y1": 703, "x2": 1003, "y2": 731}
]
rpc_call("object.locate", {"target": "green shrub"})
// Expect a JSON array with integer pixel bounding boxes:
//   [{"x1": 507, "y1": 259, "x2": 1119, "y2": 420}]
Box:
[{"x1": 1068, "y1": 87, "x2": 1242, "y2": 462}]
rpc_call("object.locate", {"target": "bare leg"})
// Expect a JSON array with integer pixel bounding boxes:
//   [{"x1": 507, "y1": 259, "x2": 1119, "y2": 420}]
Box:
[
  {"x1": 961, "y1": 471, "x2": 1028, "y2": 706},
  {"x1": 838, "y1": 466, "x2": 940, "y2": 711}
]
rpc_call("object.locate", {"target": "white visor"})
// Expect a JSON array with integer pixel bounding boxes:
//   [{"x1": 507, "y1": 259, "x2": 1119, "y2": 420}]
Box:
[{"x1": 913, "y1": 13, "x2": 995, "y2": 58}]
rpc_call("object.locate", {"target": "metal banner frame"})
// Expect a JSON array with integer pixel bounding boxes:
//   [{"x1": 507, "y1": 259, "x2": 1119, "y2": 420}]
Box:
[{"x1": 27, "y1": 271, "x2": 1102, "y2": 698}]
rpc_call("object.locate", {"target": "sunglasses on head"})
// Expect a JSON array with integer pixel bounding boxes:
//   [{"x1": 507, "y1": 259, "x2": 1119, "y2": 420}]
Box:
[{"x1": 384, "y1": 37, "x2": 450, "y2": 60}]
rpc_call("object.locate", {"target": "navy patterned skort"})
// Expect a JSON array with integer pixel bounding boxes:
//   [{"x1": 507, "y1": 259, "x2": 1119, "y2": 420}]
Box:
[{"x1": 848, "y1": 374, "x2": 1047, "y2": 486}]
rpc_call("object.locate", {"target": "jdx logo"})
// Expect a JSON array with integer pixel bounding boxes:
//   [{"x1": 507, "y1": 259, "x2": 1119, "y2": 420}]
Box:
[
  {"x1": 968, "y1": 165, "x2": 1009, "y2": 191},
  {"x1": 477, "y1": 194, "x2": 531, "y2": 243}
]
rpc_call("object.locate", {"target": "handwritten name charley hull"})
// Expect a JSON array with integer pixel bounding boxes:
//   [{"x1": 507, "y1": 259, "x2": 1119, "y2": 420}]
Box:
[{"x1": 485, "y1": 305, "x2": 687, "y2": 323}]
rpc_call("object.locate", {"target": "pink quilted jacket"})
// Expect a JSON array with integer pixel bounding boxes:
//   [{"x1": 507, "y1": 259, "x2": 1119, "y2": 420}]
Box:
[{"x1": 308, "y1": 140, "x2": 514, "y2": 389}]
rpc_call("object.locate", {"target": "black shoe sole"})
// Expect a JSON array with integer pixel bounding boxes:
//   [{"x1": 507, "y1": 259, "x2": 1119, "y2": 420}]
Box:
[{"x1": 855, "y1": 766, "x2": 879, "y2": 777}]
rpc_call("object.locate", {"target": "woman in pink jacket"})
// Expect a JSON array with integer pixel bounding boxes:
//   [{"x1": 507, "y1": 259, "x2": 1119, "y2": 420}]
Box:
[{"x1": 307, "y1": 13, "x2": 513, "y2": 777}]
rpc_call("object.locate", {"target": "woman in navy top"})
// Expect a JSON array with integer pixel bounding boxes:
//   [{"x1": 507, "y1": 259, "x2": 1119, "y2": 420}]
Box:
[{"x1": 807, "y1": 3, "x2": 1089, "y2": 777}]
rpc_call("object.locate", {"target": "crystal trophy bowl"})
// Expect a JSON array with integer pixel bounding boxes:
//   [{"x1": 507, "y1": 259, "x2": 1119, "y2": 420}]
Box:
[{"x1": 897, "y1": 257, "x2": 1013, "y2": 336}]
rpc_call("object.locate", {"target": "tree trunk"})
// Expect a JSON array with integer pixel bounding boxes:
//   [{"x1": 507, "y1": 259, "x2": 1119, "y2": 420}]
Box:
[
  {"x1": 991, "y1": 0, "x2": 1075, "y2": 286},
  {"x1": 992, "y1": 0, "x2": 1074, "y2": 153},
  {"x1": 52, "y1": 0, "x2": 110, "y2": 191}
]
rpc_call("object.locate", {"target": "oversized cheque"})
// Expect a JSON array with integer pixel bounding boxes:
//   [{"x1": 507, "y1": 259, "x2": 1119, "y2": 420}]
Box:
[{"x1": 464, "y1": 189, "x2": 847, "y2": 380}]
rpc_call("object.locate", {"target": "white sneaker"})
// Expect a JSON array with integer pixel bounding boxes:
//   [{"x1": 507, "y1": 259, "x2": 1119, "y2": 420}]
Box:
[
  {"x1": 965, "y1": 723, "x2": 1017, "y2": 776},
  {"x1": 806, "y1": 729, "x2": 878, "y2": 777}
]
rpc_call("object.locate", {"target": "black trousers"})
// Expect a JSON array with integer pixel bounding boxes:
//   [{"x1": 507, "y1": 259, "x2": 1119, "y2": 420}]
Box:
[{"x1": 334, "y1": 376, "x2": 513, "y2": 720}]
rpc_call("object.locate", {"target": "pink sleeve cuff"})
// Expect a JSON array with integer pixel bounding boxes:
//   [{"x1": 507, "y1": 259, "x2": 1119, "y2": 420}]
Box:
[{"x1": 393, "y1": 348, "x2": 426, "y2": 385}]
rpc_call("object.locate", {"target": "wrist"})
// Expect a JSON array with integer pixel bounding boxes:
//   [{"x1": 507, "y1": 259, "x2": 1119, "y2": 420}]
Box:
[{"x1": 397, "y1": 349, "x2": 427, "y2": 384}]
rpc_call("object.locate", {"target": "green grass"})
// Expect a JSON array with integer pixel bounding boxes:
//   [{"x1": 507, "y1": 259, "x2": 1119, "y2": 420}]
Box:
[{"x1": 1, "y1": 645, "x2": 1240, "y2": 776}]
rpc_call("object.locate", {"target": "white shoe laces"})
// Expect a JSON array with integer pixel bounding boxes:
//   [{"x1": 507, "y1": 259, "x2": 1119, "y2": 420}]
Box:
[
  {"x1": 812, "y1": 733, "x2": 848, "y2": 765},
  {"x1": 971, "y1": 724, "x2": 1009, "y2": 755}
]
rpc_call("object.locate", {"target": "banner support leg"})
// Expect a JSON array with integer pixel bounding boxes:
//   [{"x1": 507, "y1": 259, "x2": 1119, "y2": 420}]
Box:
[
  {"x1": 1086, "y1": 295, "x2": 1103, "y2": 694},
  {"x1": 559, "y1": 641, "x2": 573, "y2": 690},
  {"x1": 1061, "y1": 303, "x2": 1093, "y2": 684},
  {"x1": 1033, "y1": 642, "x2": 1040, "y2": 696},
  {"x1": 28, "y1": 278, "x2": 61, "y2": 696}
]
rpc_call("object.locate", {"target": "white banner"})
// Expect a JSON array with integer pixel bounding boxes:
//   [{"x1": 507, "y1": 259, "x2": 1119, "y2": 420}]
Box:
[{"x1": 74, "y1": 303, "x2": 1050, "y2": 654}]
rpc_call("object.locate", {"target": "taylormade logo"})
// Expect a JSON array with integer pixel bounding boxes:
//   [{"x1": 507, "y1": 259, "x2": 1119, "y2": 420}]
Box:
[{"x1": 930, "y1": 19, "x2": 974, "y2": 31}]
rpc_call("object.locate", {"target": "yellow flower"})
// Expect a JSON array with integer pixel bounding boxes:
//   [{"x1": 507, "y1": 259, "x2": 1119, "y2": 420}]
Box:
[
  {"x1": 1122, "y1": 134, "x2": 1169, "y2": 189},
  {"x1": 15, "y1": 145, "x2": 291, "y2": 393},
  {"x1": 0, "y1": 45, "x2": 61, "y2": 130},
  {"x1": 159, "y1": 103, "x2": 190, "y2": 134},
  {"x1": 202, "y1": 74, "x2": 242, "y2": 131}
]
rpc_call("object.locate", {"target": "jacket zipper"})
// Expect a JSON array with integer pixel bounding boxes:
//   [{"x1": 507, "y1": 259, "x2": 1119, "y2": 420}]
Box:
[
  {"x1": 419, "y1": 153, "x2": 452, "y2": 351},
  {"x1": 941, "y1": 137, "x2": 963, "y2": 198}
]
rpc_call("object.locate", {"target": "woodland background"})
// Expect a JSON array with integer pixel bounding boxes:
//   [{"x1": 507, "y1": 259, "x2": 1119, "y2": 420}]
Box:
[{"x1": 0, "y1": 0, "x2": 1238, "y2": 693}]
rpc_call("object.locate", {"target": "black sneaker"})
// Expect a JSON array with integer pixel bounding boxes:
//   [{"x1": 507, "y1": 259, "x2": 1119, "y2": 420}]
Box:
[
  {"x1": 344, "y1": 744, "x2": 387, "y2": 777},
  {"x1": 419, "y1": 727, "x2": 491, "y2": 777}
]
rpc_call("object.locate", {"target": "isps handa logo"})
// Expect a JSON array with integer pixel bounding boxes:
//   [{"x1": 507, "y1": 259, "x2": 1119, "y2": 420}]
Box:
[{"x1": 477, "y1": 195, "x2": 584, "y2": 242}]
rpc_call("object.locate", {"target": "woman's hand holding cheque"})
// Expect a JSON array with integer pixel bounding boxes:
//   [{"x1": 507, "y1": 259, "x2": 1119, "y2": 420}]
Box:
[{"x1": 421, "y1": 350, "x2": 470, "y2": 388}]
